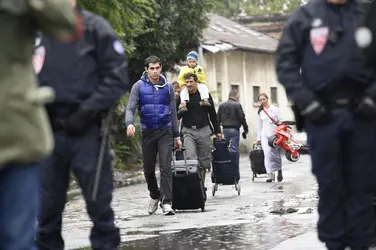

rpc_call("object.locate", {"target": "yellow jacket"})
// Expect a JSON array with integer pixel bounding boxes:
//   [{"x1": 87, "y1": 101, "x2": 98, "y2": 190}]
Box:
[{"x1": 177, "y1": 65, "x2": 206, "y2": 88}]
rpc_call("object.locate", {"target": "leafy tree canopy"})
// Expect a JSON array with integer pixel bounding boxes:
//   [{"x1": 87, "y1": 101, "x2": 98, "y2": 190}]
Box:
[
  {"x1": 78, "y1": 0, "x2": 213, "y2": 83},
  {"x1": 210, "y1": 0, "x2": 303, "y2": 17}
]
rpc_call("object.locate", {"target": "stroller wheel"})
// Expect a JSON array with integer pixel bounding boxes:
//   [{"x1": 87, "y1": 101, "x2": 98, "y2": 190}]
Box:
[{"x1": 212, "y1": 184, "x2": 218, "y2": 196}]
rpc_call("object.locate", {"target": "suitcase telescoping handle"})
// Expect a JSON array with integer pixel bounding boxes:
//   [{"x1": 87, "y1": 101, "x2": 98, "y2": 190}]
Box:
[{"x1": 172, "y1": 147, "x2": 189, "y2": 175}]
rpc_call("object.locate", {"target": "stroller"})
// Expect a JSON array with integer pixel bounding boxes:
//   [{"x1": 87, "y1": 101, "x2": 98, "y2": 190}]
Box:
[{"x1": 211, "y1": 137, "x2": 241, "y2": 196}]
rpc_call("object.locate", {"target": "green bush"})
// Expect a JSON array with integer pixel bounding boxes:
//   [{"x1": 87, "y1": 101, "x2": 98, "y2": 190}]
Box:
[{"x1": 110, "y1": 93, "x2": 143, "y2": 170}]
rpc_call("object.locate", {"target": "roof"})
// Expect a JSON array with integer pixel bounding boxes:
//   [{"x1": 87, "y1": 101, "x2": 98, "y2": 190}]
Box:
[{"x1": 202, "y1": 13, "x2": 279, "y2": 54}]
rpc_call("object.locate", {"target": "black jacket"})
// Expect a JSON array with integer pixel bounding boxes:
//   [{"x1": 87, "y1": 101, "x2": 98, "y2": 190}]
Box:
[
  {"x1": 217, "y1": 98, "x2": 248, "y2": 133},
  {"x1": 177, "y1": 92, "x2": 221, "y2": 134},
  {"x1": 275, "y1": 0, "x2": 376, "y2": 107},
  {"x1": 38, "y1": 8, "x2": 130, "y2": 116}
]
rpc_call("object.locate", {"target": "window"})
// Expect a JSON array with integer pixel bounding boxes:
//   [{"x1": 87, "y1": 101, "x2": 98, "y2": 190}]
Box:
[
  {"x1": 270, "y1": 87, "x2": 278, "y2": 104},
  {"x1": 217, "y1": 82, "x2": 222, "y2": 103},
  {"x1": 253, "y1": 86, "x2": 260, "y2": 103}
]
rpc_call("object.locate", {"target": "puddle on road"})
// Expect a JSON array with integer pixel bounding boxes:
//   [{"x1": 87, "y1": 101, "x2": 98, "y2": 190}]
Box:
[{"x1": 118, "y1": 219, "x2": 310, "y2": 250}]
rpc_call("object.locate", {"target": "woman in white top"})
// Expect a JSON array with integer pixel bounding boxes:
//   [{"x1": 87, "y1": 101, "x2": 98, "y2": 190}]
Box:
[{"x1": 256, "y1": 93, "x2": 283, "y2": 182}]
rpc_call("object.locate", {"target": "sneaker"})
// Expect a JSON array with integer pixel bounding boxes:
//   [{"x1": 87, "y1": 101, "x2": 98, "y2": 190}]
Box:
[
  {"x1": 200, "y1": 99, "x2": 211, "y2": 107},
  {"x1": 161, "y1": 203, "x2": 175, "y2": 215},
  {"x1": 148, "y1": 198, "x2": 159, "y2": 215},
  {"x1": 178, "y1": 107, "x2": 188, "y2": 115}
]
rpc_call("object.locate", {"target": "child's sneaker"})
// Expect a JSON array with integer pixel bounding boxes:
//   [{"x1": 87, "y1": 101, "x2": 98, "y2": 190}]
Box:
[
  {"x1": 178, "y1": 102, "x2": 188, "y2": 114},
  {"x1": 200, "y1": 99, "x2": 211, "y2": 107}
]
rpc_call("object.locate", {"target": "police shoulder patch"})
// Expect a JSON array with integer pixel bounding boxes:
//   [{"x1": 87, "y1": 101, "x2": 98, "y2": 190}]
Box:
[{"x1": 113, "y1": 40, "x2": 124, "y2": 54}]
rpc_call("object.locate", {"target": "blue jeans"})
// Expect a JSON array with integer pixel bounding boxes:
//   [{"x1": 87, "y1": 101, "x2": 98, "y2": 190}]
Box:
[
  {"x1": 0, "y1": 163, "x2": 39, "y2": 250},
  {"x1": 223, "y1": 128, "x2": 240, "y2": 153}
]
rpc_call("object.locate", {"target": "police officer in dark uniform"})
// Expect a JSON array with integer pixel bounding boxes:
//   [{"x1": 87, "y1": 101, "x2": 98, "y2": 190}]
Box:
[
  {"x1": 35, "y1": 0, "x2": 129, "y2": 249},
  {"x1": 276, "y1": 0, "x2": 376, "y2": 249}
]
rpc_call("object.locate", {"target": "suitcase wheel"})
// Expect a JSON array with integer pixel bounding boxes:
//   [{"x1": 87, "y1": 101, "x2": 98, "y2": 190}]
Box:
[
  {"x1": 236, "y1": 183, "x2": 241, "y2": 195},
  {"x1": 212, "y1": 184, "x2": 218, "y2": 196},
  {"x1": 252, "y1": 172, "x2": 256, "y2": 182}
]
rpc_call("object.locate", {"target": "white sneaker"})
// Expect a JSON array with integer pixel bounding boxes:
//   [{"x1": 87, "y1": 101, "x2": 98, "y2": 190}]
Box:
[
  {"x1": 148, "y1": 198, "x2": 159, "y2": 215},
  {"x1": 161, "y1": 203, "x2": 175, "y2": 215}
]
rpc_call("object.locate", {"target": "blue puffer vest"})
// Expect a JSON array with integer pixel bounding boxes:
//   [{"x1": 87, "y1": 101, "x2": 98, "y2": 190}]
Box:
[{"x1": 138, "y1": 75, "x2": 171, "y2": 130}]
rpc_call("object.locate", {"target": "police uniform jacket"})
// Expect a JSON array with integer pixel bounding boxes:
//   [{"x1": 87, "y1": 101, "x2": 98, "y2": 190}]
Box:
[
  {"x1": 276, "y1": 0, "x2": 376, "y2": 109},
  {"x1": 37, "y1": 7, "x2": 130, "y2": 121}
]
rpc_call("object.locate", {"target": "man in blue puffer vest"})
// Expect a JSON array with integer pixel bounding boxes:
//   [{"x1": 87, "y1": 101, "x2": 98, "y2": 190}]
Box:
[{"x1": 125, "y1": 56, "x2": 182, "y2": 215}]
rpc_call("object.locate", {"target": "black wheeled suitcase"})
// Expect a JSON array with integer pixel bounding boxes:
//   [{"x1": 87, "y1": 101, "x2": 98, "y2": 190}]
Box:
[
  {"x1": 171, "y1": 149, "x2": 207, "y2": 212},
  {"x1": 249, "y1": 143, "x2": 266, "y2": 181}
]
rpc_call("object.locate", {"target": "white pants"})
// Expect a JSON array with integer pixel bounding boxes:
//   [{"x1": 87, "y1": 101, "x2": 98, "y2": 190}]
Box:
[
  {"x1": 180, "y1": 83, "x2": 209, "y2": 103},
  {"x1": 261, "y1": 136, "x2": 282, "y2": 173}
]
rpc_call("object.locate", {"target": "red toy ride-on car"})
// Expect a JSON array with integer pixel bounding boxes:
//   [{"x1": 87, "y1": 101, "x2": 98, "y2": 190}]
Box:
[{"x1": 268, "y1": 121, "x2": 302, "y2": 162}]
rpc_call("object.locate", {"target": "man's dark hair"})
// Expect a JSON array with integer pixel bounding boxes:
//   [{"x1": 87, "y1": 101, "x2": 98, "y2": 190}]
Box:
[
  {"x1": 229, "y1": 90, "x2": 238, "y2": 98},
  {"x1": 144, "y1": 56, "x2": 161, "y2": 68},
  {"x1": 184, "y1": 73, "x2": 198, "y2": 82},
  {"x1": 172, "y1": 81, "x2": 180, "y2": 88}
]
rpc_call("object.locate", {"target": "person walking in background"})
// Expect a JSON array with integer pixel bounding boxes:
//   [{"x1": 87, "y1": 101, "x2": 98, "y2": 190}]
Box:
[
  {"x1": 172, "y1": 81, "x2": 184, "y2": 160},
  {"x1": 126, "y1": 56, "x2": 182, "y2": 216},
  {"x1": 256, "y1": 93, "x2": 283, "y2": 182},
  {"x1": 217, "y1": 90, "x2": 249, "y2": 153},
  {"x1": 172, "y1": 81, "x2": 181, "y2": 98}
]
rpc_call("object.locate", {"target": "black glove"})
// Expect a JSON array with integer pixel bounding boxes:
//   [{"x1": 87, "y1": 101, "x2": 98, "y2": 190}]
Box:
[
  {"x1": 65, "y1": 108, "x2": 96, "y2": 136},
  {"x1": 292, "y1": 105, "x2": 305, "y2": 132},
  {"x1": 242, "y1": 132, "x2": 247, "y2": 139},
  {"x1": 300, "y1": 100, "x2": 331, "y2": 126},
  {"x1": 354, "y1": 96, "x2": 376, "y2": 121}
]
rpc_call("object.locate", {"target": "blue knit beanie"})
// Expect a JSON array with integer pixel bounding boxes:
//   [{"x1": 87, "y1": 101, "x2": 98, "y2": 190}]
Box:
[{"x1": 186, "y1": 51, "x2": 198, "y2": 62}]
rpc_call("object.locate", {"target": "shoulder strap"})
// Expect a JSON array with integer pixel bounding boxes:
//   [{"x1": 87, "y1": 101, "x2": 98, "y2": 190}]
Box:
[{"x1": 262, "y1": 108, "x2": 276, "y2": 123}]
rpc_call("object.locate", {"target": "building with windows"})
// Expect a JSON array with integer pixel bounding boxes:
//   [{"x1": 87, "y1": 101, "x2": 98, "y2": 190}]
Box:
[
  {"x1": 232, "y1": 12, "x2": 289, "y2": 39},
  {"x1": 168, "y1": 13, "x2": 294, "y2": 151}
]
